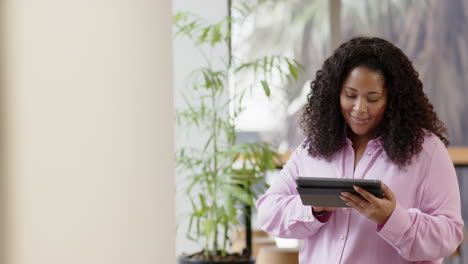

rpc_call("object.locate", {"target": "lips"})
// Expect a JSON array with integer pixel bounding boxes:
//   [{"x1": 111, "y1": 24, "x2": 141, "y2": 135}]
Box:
[{"x1": 351, "y1": 116, "x2": 369, "y2": 124}]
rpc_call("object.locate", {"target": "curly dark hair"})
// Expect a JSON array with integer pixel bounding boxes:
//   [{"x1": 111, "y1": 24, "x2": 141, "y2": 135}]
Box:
[{"x1": 300, "y1": 36, "x2": 449, "y2": 167}]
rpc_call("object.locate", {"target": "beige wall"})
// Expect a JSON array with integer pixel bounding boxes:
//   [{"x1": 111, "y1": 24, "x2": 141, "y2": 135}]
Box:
[{"x1": 0, "y1": 1, "x2": 174, "y2": 264}]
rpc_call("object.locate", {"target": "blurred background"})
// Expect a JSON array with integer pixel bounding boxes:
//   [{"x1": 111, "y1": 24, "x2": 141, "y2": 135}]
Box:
[{"x1": 234, "y1": 0, "x2": 468, "y2": 150}]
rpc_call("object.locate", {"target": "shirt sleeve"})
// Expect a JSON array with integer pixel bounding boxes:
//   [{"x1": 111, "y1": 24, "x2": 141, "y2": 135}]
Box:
[
  {"x1": 377, "y1": 141, "x2": 464, "y2": 261},
  {"x1": 255, "y1": 143, "x2": 333, "y2": 239}
]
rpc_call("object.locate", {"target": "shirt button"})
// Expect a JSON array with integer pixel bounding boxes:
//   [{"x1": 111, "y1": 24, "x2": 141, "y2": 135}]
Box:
[
  {"x1": 340, "y1": 235, "x2": 345, "y2": 240},
  {"x1": 306, "y1": 216, "x2": 311, "y2": 221},
  {"x1": 366, "y1": 152, "x2": 371, "y2": 156}
]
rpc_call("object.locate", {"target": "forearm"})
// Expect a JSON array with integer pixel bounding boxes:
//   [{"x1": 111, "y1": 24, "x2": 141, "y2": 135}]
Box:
[
  {"x1": 256, "y1": 192, "x2": 331, "y2": 239},
  {"x1": 377, "y1": 203, "x2": 464, "y2": 261}
]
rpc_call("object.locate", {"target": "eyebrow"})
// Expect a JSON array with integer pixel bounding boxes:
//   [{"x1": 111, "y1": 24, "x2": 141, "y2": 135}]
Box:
[{"x1": 345, "y1": 86, "x2": 382, "y2": 95}]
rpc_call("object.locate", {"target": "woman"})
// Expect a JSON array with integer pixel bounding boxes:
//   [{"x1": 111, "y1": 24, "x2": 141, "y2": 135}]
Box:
[{"x1": 256, "y1": 37, "x2": 464, "y2": 263}]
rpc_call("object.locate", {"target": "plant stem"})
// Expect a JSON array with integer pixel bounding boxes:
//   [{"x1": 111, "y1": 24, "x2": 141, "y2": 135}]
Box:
[
  {"x1": 211, "y1": 79, "x2": 219, "y2": 255},
  {"x1": 222, "y1": 221, "x2": 228, "y2": 255}
]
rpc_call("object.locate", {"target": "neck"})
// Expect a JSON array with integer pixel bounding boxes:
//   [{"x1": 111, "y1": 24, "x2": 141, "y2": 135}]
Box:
[{"x1": 349, "y1": 133, "x2": 374, "y2": 148}]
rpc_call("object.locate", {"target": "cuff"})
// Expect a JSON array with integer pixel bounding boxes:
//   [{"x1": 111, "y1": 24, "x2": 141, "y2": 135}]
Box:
[
  {"x1": 291, "y1": 204, "x2": 315, "y2": 223},
  {"x1": 289, "y1": 197, "x2": 334, "y2": 224},
  {"x1": 377, "y1": 202, "x2": 411, "y2": 244},
  {"x1": 289, "y1": 196, "x2": 316, "y2": 223}
]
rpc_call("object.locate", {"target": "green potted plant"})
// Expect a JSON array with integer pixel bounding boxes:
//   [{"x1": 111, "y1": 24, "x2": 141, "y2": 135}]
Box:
[{"x1": 174, "y1": 2, "x2": 303, "y2": 263}]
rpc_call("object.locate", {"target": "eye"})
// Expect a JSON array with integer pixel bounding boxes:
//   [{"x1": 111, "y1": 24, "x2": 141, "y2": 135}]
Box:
[
  {"x1": 367, "y1": 98, "x2": 379, "y2": 103},
  {"x1": 345, "y1": 94, "x2": 356, "y2": 98}
]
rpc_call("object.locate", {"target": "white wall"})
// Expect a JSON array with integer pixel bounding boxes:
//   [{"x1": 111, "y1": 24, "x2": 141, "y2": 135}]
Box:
[
  {"x1": 0, "y1": 1, "x2": 174, "y2": 264},
  {"x1": 172, "y1": 0, "x2": 228, "y2": 255}
]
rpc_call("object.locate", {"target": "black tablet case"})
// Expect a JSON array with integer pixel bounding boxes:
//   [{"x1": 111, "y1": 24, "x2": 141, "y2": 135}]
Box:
[{"x1": 296, "y1": 177, "x2": 383, "y2": 207}]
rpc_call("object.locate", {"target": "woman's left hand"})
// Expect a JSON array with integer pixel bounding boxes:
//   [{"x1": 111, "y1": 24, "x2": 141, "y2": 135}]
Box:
[{"x1": 340, "y1": 183, "x2": 396, "y2": 225}]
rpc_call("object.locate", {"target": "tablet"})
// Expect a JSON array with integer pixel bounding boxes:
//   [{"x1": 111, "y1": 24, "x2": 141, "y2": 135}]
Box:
[{"x1": 296, "y1": 177, "x2": 383, "y2": 207}]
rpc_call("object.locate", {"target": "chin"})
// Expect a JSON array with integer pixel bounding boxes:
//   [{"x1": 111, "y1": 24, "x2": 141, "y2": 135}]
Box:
[
  {"x1": 348, "y1": 125, "x2": 372, "y2": 136},
  {"x1": 351, "y1": 129, "x2": 370, "y2": 136}
]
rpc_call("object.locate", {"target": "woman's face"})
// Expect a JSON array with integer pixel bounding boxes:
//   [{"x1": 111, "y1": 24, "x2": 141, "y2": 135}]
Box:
[{"x1": 340, "y1": 67, "x2": 388, "y2": 140}]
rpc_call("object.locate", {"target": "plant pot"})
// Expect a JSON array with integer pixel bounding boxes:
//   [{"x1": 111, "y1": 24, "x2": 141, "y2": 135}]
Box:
[{"x1": 178, "y1": 256, "x2": 255, "y2": 264}]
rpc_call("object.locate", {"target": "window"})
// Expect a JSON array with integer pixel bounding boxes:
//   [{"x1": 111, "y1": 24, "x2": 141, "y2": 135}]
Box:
[{"x1": 232, "y1": 0, "x2": 468, "y2": 150}]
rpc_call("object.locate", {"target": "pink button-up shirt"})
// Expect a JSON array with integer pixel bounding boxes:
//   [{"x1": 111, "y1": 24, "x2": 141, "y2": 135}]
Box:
[{"x1": 256, "y1": 133, "x2": 464, "y2": 264}]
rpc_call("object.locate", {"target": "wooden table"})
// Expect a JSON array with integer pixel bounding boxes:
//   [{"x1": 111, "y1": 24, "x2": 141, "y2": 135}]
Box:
[
  {"x1": 448, "y1": 147, "x2": 468, "y2": 168},
  {"x1": 276, "y1": 147, "x2": 468, "y2": 168}
]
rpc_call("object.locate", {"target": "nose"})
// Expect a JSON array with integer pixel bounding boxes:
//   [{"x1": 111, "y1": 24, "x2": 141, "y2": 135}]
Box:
[{"x1": 353, "y1": 97, "x2": 367, "y2": 113}]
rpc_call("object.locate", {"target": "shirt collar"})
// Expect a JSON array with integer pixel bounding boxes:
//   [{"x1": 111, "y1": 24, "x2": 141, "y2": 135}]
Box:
[{"x1": 343, "y1": 123, "x2": 383, "y2": 149}]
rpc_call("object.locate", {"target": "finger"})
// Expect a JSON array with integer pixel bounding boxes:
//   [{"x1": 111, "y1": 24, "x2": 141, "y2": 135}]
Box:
[
  {"x1": 313, "y1": 207, "x2": 336, "y2": 212},
  {"x1": 382, "y1": 183, "x2": 395, "y2": 201},
  {"x1": 341, "y1": 195, "x2": 365, "y2": 211},
  {"x1": 342, "y1": 196, "x2": 377, "y2": 220},
  {"x1": 353, "y1": 185, "x2": 377, "y2": 203},
  {"x1": 341, "y1": 192, "x2": 368, "y2": 208},
  {"x1": 312, "y1": 207, "x2": 323, "y2": 213}
]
